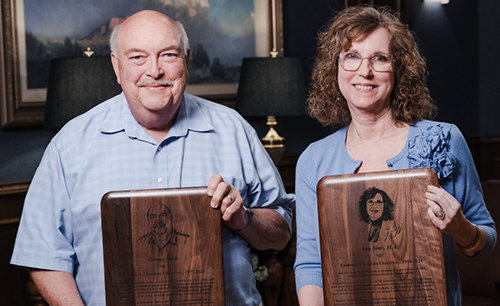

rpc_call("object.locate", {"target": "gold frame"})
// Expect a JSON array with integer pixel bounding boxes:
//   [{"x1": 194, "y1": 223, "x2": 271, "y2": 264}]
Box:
[
  {"x1": 0, "y1": 0, "x2": 284, "y2": 127},
  {"x1": 1, "y1": 0, "x2": 45, "y2": 127}
]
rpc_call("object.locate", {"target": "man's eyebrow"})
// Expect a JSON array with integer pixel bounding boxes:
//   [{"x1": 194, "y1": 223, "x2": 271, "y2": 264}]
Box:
[
  {"x1": 124, "y1": 48, "x2": 146, "y2": 55},
  {"x1": 124, "y1": 45, "x2": 181, "y2": 56}
]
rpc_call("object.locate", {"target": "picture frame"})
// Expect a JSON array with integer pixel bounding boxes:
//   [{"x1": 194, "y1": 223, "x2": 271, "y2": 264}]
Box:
[{"x1": 0, "y1": 0, "x2": 283, "y2": 127}]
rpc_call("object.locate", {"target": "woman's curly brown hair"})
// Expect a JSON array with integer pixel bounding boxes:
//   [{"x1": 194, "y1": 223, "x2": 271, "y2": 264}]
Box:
[{"x1": 307, "y1": 5, "x2": 436, "y2": 127}]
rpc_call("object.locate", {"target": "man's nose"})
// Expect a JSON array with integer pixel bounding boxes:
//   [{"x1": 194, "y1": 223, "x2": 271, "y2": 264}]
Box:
[{"x1": 147, "y1": 58, "x2": 164, "y2": 79}]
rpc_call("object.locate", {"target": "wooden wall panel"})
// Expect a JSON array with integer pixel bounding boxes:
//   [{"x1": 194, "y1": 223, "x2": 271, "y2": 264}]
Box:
[
  {"x1": 0, "y1": 181, "x2": 32, "y2": 306},
  {"x1": 467, "y1": 136, "x2": 500, "y2": 182}
]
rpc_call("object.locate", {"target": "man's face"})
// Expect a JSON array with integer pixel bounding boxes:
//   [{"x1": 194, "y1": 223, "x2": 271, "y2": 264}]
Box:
[
  {"x1": 147, "y1": 204, "x2": 172, "y2": 236},
  {"x1": 367, "y1": 193, "x2": 384, "y2": 221},
  {"x1": 111, "y1": 11, "x2": 189, "y2": 128}
]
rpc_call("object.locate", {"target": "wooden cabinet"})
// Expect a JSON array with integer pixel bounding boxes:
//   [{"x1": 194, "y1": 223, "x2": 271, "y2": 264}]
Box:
[
  {"x1": 0, "y1": 182, "x2": 34, "y2": 306},
  {"x1": 256, "y1": 155, "x2": 299, "y2": 306}
]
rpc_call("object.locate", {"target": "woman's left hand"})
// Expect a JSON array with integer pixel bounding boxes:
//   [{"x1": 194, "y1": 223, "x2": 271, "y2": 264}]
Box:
[
  {"x1": 426, "y1": 185, "x2": 486, "y2": 256},
  {"x1": 425, "y1": 185, "x2": 469, "y2": 238}
]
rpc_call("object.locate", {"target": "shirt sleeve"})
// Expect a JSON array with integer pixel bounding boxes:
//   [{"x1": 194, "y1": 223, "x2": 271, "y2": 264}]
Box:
[
  {"x1": 10, "y1": 139, "x2": 76, "y2": 273},
  {"x1": 243, "y1": 122, "x2": 295, "y2": 230},
  {"x1": 442, "y1": 124, "x2": 497, "y2": 256},
  {"x1": 293, "y1": 148, "x2": 324, "y2": 291}
]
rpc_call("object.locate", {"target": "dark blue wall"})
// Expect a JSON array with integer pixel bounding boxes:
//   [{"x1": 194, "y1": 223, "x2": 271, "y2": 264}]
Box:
[
  {"x1": 409, "y1": 0, "x2": 479, "y2": 135},
  {"x1": 478, "y1": 1, "x2": 500, "y2": 135},
  {"x1": 0, "y1": 127, "x2": 55, "y2": 183},
  {"x1": 0, "y1": 0, "x2": 497, "y2": 184}
]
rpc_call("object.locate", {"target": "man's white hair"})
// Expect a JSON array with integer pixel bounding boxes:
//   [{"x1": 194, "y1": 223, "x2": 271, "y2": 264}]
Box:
[{"x1": 109, "y1": 19, "x2": 190, "y2": 55}]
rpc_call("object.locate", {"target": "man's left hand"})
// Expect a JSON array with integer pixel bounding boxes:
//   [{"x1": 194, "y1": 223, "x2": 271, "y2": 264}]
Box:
[{"x1": 207, "y1": 174, "x2": 249, "y2": 231}]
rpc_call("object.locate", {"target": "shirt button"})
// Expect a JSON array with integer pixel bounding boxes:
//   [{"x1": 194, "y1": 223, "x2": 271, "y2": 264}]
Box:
[
  {"x1": 387, "y1": 163, "x2": 393, "y2": 167},
  {"x1": 157, "y1": 178, "x2": 163, "y2": 183},
  {"x1": 157, "y1": 146, "x2": 162, "y2": 151}
]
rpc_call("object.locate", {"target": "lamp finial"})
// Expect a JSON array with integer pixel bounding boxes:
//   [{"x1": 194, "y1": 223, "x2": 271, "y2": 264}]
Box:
[{"x1": 84, "y1": 47, "x2": 94, "y2": 57}]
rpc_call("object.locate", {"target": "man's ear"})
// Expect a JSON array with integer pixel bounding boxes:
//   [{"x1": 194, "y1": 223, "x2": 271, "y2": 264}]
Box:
[
  {"x1": 110, "y1": 52, "x2": 121, "y2": 85},
  {"x1": 185, "y1": 49, "x2": 190, "y2": 71}
]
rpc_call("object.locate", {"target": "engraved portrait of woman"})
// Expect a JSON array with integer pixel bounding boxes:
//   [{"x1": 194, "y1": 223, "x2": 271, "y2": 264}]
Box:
[{"x1": 358, "y1": 187, "x2": 396, "y2": 243}]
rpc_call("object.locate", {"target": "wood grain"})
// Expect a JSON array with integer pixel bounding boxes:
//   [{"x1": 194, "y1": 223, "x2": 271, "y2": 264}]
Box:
[
  {"x1": 101, "y1": 187, "x2": 224, "y2": 306},
  {"x1": 317, "y1": 168, "x2": 446, "y2": 305}
]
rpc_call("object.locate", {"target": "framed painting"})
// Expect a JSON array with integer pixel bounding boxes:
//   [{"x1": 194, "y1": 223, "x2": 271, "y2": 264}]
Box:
[{"x1": 0, "y1": 0, "x2": 283, "y2": 127}]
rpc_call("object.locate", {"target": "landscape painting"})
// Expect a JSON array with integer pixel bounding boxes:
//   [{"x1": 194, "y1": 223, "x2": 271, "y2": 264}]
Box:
[{"x1": 23, "y1": 0, "x2": 259, "y2": 90}]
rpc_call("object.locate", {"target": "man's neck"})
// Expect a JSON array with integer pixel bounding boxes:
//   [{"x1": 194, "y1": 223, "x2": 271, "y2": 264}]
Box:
[
  {"x1": 137, "y1": 109, "x2": 179, "y2": 143},
  {"x1": 142, "y1": 127, "x2": 171, "y2": 143},
  {"x1": 154, "y1": 231, "x2": 173, "y2": 248}
]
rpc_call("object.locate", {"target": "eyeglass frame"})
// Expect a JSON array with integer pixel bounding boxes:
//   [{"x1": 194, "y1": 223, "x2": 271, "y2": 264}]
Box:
[{"x1": 338, "y1": 51, "x2": 394, "y2": 72}]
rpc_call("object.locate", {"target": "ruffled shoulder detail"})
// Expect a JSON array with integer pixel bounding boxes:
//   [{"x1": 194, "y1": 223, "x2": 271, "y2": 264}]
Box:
[{"x1": 408, "y1": 124, "x2": 456, "y2": 179}]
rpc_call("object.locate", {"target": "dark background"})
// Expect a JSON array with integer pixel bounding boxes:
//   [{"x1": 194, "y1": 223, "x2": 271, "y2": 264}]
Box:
[{"x1": 1, "y1": 0, "x2": 499, "y2": 183}]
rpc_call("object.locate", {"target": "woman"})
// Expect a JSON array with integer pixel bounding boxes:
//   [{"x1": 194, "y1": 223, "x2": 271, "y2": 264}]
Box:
[
  {"x1": 293, "y1": 5, "x2": 497, "y2": 306},
  {"x1": 359, "y1": 187, "x2": 395, "y2": 243}
]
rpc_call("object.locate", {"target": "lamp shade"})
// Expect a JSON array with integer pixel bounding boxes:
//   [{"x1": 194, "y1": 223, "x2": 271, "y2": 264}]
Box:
[
  {"x1": 235, "y1": 57, "x2": 307, "y2": 116},
  {"x1": 44, "y1": 56, "x2": 122, "y2": 128}
]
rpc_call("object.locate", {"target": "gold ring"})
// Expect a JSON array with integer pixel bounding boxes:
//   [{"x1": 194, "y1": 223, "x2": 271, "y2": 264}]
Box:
[
  {"x1": 435, "y1": 209, "x2": 446, "y2": 220},
  {"x1": 227, "y1": 195, "x2": 234, "y2": 203}
]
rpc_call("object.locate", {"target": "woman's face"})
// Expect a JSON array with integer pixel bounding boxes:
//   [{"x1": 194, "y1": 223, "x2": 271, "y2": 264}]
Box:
[
  {"x1": 367, "y1": 193, "x2": 384, "y2": 221},
  {"x1": 338, "y1": 27, "x2": 395, "y2": 117}
]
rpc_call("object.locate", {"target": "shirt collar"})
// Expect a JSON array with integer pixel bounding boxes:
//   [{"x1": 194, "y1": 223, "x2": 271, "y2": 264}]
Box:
[
  {"x1": 99, "y1": 92, "x2": 214, "y2": 140},
  {"x1": 99, "y1": 93, "x2": 144, "y2": 139},
  {"x1": 167, "y1": 93, "x2": 214, "y2": 138}
]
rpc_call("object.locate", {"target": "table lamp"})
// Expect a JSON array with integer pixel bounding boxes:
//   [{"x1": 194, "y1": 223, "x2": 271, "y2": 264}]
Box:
[
  {"x1": 44, "y1": 56, "x2": 122, "y2": 129},
  {"x1": 235, "y1": 57, "x2": 307, "y2": 164}
]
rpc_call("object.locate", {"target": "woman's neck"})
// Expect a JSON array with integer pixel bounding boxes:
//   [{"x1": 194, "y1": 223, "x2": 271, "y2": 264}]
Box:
[
  {"x1": 348, "y1": 108, "x2": 399, "y2": 141},
  {"x1": 346, "y1": 110, "x2": 409, "y2": 173}
]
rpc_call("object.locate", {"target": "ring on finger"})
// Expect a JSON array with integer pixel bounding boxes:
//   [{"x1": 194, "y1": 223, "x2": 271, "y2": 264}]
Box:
[
  {"x1": 226, "y1": 194, "x2": 234, "y2": 203},
  {"x1": 434, "y1": 209, "x2": 446, "y2": 220}
]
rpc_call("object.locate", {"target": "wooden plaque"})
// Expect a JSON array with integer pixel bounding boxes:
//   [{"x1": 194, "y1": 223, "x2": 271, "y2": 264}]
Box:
[
  {"x1": 317, "y1": 168, "x2": 446, "y2": 305},
  {"x1": 101, "y1": 187, "x2": 225, "y2": 306}
]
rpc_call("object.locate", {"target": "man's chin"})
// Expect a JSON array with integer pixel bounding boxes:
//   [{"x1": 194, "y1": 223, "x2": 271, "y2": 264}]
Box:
[
  {"x1": 154, "y1": 226, "x2": 166, "y2": 234},
  {"x1": 139, "y1": 93, "x2": 180, "y2": 111}
]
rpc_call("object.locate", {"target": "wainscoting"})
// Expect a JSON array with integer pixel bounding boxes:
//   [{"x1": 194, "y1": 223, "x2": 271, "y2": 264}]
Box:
[
  {"x1": 0, "y1": 181, "x2": 33, "y2": 306},
  {"x1": 467, "y1": 136, "x2": 500, "y2": 182}
]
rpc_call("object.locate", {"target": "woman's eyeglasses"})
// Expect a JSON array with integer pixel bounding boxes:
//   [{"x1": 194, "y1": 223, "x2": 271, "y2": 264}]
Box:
[{"x1": 339, "y1": 52, "x2": 393, "y2": 72}]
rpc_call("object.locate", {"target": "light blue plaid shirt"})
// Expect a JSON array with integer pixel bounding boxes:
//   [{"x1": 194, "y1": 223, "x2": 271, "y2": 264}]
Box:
[{"x1": 11, "y1": 92, "x2": 294, "y2": 306}]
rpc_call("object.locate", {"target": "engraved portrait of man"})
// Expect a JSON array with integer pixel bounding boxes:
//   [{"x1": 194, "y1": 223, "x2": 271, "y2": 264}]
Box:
[{"x1": 137, "y1": 203, "x2": 189, "y2": 254}]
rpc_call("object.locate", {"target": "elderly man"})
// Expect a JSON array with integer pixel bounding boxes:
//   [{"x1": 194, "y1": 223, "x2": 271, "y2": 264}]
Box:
[
  {"x1": 11, "y1": 10, "x2": 294, "y2": 306},
  {"x1": 137, "y1": 203, "x2": 190, "y2": 254}
]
